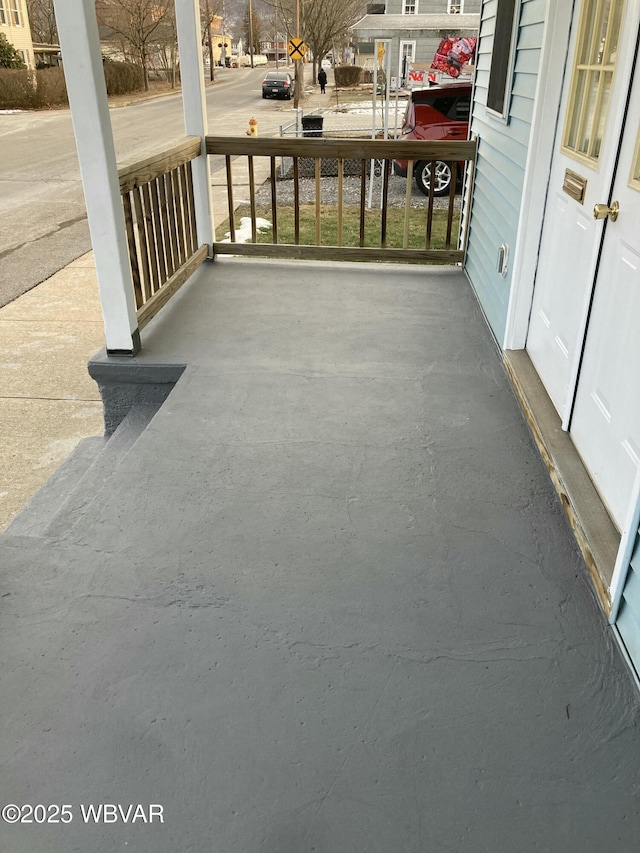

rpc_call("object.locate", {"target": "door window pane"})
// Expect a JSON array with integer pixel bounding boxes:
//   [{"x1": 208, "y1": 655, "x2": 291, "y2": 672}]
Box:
[{"x1": 562, "y1": 0, "x2": 625, "y2": 165}]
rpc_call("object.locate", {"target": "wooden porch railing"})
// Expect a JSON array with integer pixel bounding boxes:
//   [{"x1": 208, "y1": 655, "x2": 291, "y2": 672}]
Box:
[
  {"x1": 206, "y1": 136, "x2": 477, "y2": 264},
  {"x1": 118, "y1": 136, "x2": 209, "y2": 329}
]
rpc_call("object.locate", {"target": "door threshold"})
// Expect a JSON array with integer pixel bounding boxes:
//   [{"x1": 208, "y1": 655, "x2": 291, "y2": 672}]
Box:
[{"x1": 504, "y1": 349, "x2": 619, "y2": 616}]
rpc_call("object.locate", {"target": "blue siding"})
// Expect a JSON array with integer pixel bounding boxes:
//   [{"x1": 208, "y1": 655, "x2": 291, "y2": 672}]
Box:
[
  {"x1": 464, "y1": 0, "x2": 545, "y2": 343},
  {"x1": 617, "y1": 530, "x2": 640, "y2": 676}
]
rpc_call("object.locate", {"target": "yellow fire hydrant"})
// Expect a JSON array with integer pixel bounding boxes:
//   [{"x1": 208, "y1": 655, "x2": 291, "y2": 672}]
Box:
[{"x1": 246, "y1": 117, "x2": 258, "y2": 137}]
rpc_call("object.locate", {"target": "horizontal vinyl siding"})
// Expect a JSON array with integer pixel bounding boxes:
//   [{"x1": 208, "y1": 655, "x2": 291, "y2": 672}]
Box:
[
  {"x1": 617, "y1": 531, "x2": 640, "y2": 675},
  {"x1": 464, "y1": 0, "x2": 545, "y2": 343}
]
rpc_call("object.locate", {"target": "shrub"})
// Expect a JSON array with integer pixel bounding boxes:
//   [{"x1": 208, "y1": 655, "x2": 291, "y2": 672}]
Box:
[
  {"x1": 35, "y1": 67, "x2": 68, "y2": 106},
  {"x1": 0, "y1": 69, "x2": 37, "y2": 108},
  {"x1": 334, "y1": 65, "x2": 363, "y2": 87},
  {"x1": 103, "y1": 61, "x2": 144, "y2": 96}
]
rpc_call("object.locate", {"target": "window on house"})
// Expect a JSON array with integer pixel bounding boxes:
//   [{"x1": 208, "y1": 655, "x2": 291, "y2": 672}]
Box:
[
  {"x1": 562, "y1": 0, "x2": 624, "y2": 165},
  {"x1": 9, "y1": 0, "x2": 21, "y2": 26},
  {"x1": 0, "y1": 0, "x2": 8, "y2": 26},
  {"x1": 486, "y1": 0, "x2": 519, "y2": 118},
  {"x1": 403, "y1": 0, "x2": 417, "y2": 14},
  {"x1": 448, "y1": 1, "x2": 463, "y2": 12}
]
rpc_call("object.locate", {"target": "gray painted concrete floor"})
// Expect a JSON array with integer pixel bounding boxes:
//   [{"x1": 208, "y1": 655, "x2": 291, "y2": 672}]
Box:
[{"x1": 1, "y1": 258, "x2": 639, "y2": 852}]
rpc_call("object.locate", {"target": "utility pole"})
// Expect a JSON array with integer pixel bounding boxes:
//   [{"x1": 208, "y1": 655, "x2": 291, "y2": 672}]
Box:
[
  {"x1": 203, "y1": 0, "x2": 214, "y2": 81},
  {"x1": 249, "y1": 0, "x2": 254, "y2": 68},
  {"x1": 294, "y1": 0, "x2": 300, "y2": 108}
]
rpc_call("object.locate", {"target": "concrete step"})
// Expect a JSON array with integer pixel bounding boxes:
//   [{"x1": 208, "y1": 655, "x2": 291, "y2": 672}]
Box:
[
  {"x1": 5, "y1": 401, "x2": 160, "y2": 541},
  {"x1": 5, "y1": 435, "x2": 106, "y2": 538}
]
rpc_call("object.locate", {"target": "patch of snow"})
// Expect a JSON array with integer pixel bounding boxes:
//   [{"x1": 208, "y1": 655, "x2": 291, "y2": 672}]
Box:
[{"x1": 221, "y1": 216, "x2": 271, "y2": 243}]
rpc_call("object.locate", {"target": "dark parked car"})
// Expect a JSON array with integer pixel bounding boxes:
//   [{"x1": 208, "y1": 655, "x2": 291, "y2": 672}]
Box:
[
  {"x1": 262, "y1": 71, "x2": 293, "y2": 100},
  {"x1": 393, "y1": 82, "x2": 471, "y2": 196}
]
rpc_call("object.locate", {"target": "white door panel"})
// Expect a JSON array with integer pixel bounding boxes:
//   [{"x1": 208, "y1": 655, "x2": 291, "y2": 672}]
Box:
[
  {"x1": 571, "y1": 76, "x2": 640, "y2": 529},
  {"x1": 526, "y1": 0, "x2": 639, "y2": 421}
]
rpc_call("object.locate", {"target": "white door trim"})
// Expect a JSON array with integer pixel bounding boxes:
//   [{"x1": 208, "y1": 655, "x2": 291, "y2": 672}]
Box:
[
  {"x1": 502, "y1": 0, "x2": 576, "y2": 350},
  {"x1": 610, "y1": 469, "x2": 640, "y2": 622}
]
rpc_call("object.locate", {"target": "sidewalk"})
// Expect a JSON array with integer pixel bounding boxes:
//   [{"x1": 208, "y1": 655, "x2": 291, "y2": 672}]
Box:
[{"x1": 0, "y1": 252, "x2": 104, "y2": 530}]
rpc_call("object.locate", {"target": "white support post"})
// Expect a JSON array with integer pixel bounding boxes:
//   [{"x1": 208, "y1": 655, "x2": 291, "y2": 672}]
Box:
[
  {"x1": 53, "y1": 0, "x2": 140, "y2": 356},
  {"x1": 175, "y1": 0, "x2": 215, "y2": 251}
]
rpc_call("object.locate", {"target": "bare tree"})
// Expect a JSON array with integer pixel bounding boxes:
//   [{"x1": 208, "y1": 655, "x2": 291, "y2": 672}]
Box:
[
  {"x1": 263, "y1": 0, "x2": 364, "y2": 100},
  {"x1": 96, "y1": 0, "x2": 172, "y2": 91},
  {"x1": 200, "y1": 0, "x2": 219, "y2": 81},
  {"x1": 26, "y1": 0, "x2": 58, "y2": 45}
]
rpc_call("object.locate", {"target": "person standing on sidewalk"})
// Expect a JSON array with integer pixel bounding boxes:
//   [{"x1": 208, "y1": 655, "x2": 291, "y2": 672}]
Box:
[{"x1": 318, "y1": 67, "x2": 327, "y2": 94}]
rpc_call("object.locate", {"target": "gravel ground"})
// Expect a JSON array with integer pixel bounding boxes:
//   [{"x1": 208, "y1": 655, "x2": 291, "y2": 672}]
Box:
[{"x1": 255, "y1": 173, "x2": 462, "y2": 210}]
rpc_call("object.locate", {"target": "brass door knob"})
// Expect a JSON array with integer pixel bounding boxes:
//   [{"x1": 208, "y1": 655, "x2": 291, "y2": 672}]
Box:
[{"x1": 593, "y1": 200, "x2": 619, "y2": 221}]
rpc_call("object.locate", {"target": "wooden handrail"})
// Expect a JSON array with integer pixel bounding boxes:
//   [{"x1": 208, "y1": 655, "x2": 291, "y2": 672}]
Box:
[
  {"x1": 118, "y1": 136, "x2": 202, "y2": 194},
  {"x1": 206, "y1": 136, "x2": 476, "y2": 162}
]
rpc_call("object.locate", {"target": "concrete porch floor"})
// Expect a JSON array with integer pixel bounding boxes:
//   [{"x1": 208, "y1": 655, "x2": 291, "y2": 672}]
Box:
[{"x1": 1, "y1": 257, "x2": 639, "y2": 852}]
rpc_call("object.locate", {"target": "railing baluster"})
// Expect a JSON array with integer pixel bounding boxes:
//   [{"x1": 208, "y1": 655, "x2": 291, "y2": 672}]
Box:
[
  {"x1": 425, "y1": 160, "x2": 436, "y2": 250},
  {"x1": 122, "y1": 192, "x2": 144, "y2": 308},
  {"x1": 181, "y1": 162, "x2": 197, "y2": 256},
  {"x1": 225, "y1": 154, "x2": 235, "y2": 242},
  {"x1": 141, "y1": 182, "x2": 160, "y2": 294},
  {"x1": 315, "y1": 158, "x2": 321, "y2": 246},
  {"x1": 159, "y1": 173, "x2": 175, "y2": 276},
  {"x1": 403, "y1": 160, "x2": 414, "y2": 249},
  {"x1": 337, "y1": 158, "x2": 344, "y2": 248},
  {"x1": 270, "y1": 156, "x2": 278, "y2": 244},
  {"x1": 380, "y1": 159, "x2": 390, "y2": 249},
  {"x1": 165, "y1": 169, "x2": 181, "y2": 264},
  {"x1": 172, "y1": 168, "x2": 187, "y2": 266},
  {"x1": 445, "y1": 162, "x2": 457, "y2": 249},
  {"x1": 132, "y1": 186, "x2": 152, "y2": 302},
  {"x1": 293, "y1": 158, "x2": 300, "y2": 245},
  {"x1": 248, "y1": 156, "x2": 257, "y2": 243},
  {"x1": 359, "y1": 159, "x2": 366, "y2": 248},
  {"x1": 150, "y1": 178, "x2": 167, "y2": 286}
]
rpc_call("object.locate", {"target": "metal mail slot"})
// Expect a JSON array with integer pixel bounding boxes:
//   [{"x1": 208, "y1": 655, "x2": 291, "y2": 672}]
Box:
[{"x1": 563, "y1": 169, "x2": 588, "y2": 204}]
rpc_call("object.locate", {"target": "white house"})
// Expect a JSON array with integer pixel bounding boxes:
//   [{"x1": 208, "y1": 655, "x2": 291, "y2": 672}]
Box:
[{"x1": 352, "y1": 0, "x2": 480, "y2": 83}]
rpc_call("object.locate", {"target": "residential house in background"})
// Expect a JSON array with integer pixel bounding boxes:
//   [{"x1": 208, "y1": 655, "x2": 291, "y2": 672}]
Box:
[
  {"x1": 464, "y1": 0, "x2": 640, "y2": 679},
  {"x1": 0, "y1": 0, "x2": 35, "y2": 68},
  {"x1": 261, "y1": 33, "x2": 289, "y2": 65},
  {"x1": 352, "y1": 0, "x2": 480, "y2": 85}
]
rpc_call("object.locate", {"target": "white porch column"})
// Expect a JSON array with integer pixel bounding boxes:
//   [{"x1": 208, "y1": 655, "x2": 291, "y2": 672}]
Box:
[
  {"x1": 53, "y1": 0, "x2": 139, "y2": 355},
  {"x1": 175, "y1": 0, "x2": 215, "y2": 249}
]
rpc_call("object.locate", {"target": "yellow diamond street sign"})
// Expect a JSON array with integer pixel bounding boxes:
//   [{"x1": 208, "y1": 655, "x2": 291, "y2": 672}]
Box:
[{"x1": 288, "y1": 38, "x2": 306, "y2": 60}]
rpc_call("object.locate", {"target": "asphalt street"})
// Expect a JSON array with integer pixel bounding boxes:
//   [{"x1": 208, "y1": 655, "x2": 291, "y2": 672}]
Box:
[{"x1": 0, "y1": 66, "x2": 298, "y2": 308}]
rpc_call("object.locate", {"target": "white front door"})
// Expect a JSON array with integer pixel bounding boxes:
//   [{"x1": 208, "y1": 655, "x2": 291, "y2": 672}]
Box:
[
  {"x1": 569, "y1": 73, "x2": 640, "y2": 529},
  {"x1": 526, "y1": 0, "x2": 639, "y2": 423}
]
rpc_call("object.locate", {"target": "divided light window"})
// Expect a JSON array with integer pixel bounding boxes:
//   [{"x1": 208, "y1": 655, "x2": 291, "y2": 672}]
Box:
[
  {"x1": 0, "y1": 0, "x2": 7, "y2": 26},
  {"x1": 448, "y1": 1, "x2": 463, "y2": 12},
  {"x1": 562, "y1": 0, "x2": 624, "y2": 165},
  {"x1": 403, "y1": 0, "x2": 417, "y2": 14},
  {"x1": 486, "y1": 0, "x2": 519, "y2": 118},
  {"x1": 9, "y1": 0, "x2": 21, "y2": 26}
]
